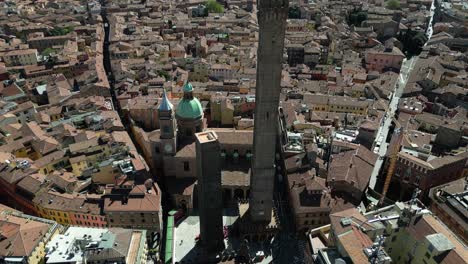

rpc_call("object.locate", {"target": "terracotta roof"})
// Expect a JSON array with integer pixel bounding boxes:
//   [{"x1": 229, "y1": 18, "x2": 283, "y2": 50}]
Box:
[
  {"x1": 16, "y1": 173, "x2": 46, "y2": 196},
  {"x1": 287, "y1": 170, "x2": 355, "y2": 214},
  {"x1": 104, "y1": 184, "x2": 161, "y2": 212},
  {"x1": 329, "y1": 207, "x2": 371, "y2": 236},
  {"x1": 0, "y1": 137, "x2": 33, "y2": 153},
  {"x1": 0, "y1": 162, "x2": 38, "y2": 185},
  {"x1": 20, "y1": 122, "x2": 45, "y2": 139},
  {"x1": 0, "y1": 83, "x2": 24, "y2": 97},
  {"x1": 221, "y1": 169, "x2": 250, "y2": 187},
  {"x1": 69, "y1": 137, "x2": 100, "y2": 153},
  {"x1": 175, "y1": 142, "x2": 196, "y2": 158},
  {"x1": 328, "y1": 145, "x2": 378, "y2": 192},
  {"x1": 112, "y1": 131, "x2": 136, "y2": 152},
  {"x1": 337, "y1": 226, "x2": 373, "y2": 264},
  {"x1": 48, "y1": 171, "x2": 78, "y2": 192},
  {"x1": 407, "y1": 214, "x2": 468, "y2": 263},
  {"x1": 0, "y1": 214, "x2": 50, "y2": 258},
  {"x1": 31, "y1": 136, "x2": 60, "y2": 155},
  {"x1": 211, "y1": 128, "x2": 253, "y2": 146},
  {"x1": 33, "y1": 191, "x2": 101, "y2": 214},
  {"x1": 33, "y1": 150, "x2": 66, "y2": 169}
]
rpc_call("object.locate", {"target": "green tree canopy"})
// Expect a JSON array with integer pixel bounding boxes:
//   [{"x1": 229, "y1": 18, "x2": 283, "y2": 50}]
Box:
[
  {"x1": 205, "y1": 0, "x2": 224, "y2": 13},
  {"x1": 348, "y1": 9, "x2": 368, "y2": 26},
  {"x1": 398, "y1": 29, "x2": 428, "y2": 56},
  {"x1": 288, "y1": 6, "x2": 301, "y2": 19},
  {"x1": 41, "y1": 48, "x2": 56, "y2": 57},
  {"x1": 48, "y1": 26, "x2": 74, "y2": 36},
  {"x1": 386, "y1": 0, "x2": 401, "y2": 10},
  {"x1": 158, "y1": 70, "x2": 170, "y2": 81}
]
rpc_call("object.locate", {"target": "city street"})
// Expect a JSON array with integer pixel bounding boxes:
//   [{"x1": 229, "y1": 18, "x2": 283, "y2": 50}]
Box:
[
  {"x1": 368, "y1": 0, "x2": 435, "y2": 191},
  {"x1": 368, "y1": 57, "x2": 416, "y2": 190}
]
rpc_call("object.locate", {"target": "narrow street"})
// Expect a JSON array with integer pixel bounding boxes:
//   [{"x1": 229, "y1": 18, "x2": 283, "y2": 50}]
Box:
[
  {"x1": 368, "y1": 57, "x2": 417, "y2": 190},
  {"x1": 368, "y1": 0, "x2": 436, "y2": 192},
  {"x1": 100, "y1": 6, "x2": 118, "y2": 115}
]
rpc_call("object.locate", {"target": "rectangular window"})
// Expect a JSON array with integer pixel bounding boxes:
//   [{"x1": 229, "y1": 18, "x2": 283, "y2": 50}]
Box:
[{"x1": 184, "y1": 161, "x2": 190, "y2": 171}]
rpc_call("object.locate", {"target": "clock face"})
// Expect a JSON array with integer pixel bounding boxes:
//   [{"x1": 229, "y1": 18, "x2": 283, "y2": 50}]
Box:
[{"x1": 164, "y1": 144, "x2": 173, "y2": 153}]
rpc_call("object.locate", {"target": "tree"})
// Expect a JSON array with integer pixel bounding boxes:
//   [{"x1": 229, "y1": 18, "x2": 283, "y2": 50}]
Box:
[
  {"x1": 288, "y1": 6, "x2": 301, "y2": 19},
  {"x1": 397, "y1": 29, "x2": 428, "y2": 56},
  {"x1": 348, "y1": 8, "x2": 368, "y2": 26},
  {"x1": 41, "y1": 48, "x2": 56, "y2": 57},
  {"x1": 205, "y1": 0, "x2": 224, "y2": 13},
  {"x1": 386, "y1": 0, "x2": 401, "y2": 10},
  {"x1": 48, "y1": 26, "x2": 74, "y2": 36},
  {"x1": 158, "y1": 70, "x2": 170, "y2": 81}
]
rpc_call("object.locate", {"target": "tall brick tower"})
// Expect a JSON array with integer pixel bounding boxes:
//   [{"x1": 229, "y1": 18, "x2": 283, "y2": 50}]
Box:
[
  {"x1": 195, "y1": 131, "x2": 225, "y2": 253},
  {"x1": 250, "y1": 0, "x2": 289, "y2": 222}
]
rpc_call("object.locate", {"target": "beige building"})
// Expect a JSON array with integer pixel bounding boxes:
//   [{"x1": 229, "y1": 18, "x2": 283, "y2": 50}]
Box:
[
  {"x1": 365, "y1": 46, "x2": 405, "y2": 73},
  {"x1": 190, "y1": 59, "x2": 210, "y2": 82},
  {"x1": 210, "y1": 96, "x2": 234, "y2": 125},
  {"x1": 0, "y1": 49, "x2": 38, "y2": 66},
  {"x1": 103, "y1": 182, "x2": 163, "y2": 233},
  {"x1": 287, "y1": 170, "x2": 354, "y2": 232}
]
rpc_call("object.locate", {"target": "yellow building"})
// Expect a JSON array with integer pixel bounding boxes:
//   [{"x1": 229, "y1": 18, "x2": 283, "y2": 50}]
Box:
[
  {"x1": 190, "y1": 60, "x2": 209, "y2": 82},
  {"x1": 6, "y1": 138, "x2": 39, "y2": 160},
  {"x1": 68, "y1": 136, "x2": 112, "y2": 166},
  {"x1": 349, "y1": 84, "x2": 366, "y2": 98},
  {"x1": 91, "y1": 159, "x2": 132, "y2": 184},
  {"x1": 384, "y1": 213, "x2": 466, "y2": 264},
  {"x1": 0, "y1": 207, "x2": 62, "y2": 264},
  {"x1": 35, "y1": 150, "x2": 68, "y2": 175},
  {"x1": 210, "y1": 97, "x2": 234, "y2": 125},
  {"x1": 304, "y1": 94, "x2": 329, "y2": 112},
  {"x1": 34, "y1": 192, "x2": 74, "y2": 225},
  {"x1": 70, "y1": 155, "x2": 88, "y2": 176},
  {"x1": 303, "y1": 94, "x2": 369, "y2": 115},
  {"x1": 328, "y1": 96, "x2": 368, "y2": 115},
  {"x1": 35, "y1": 204, "x2": 72, "y2": 225}
]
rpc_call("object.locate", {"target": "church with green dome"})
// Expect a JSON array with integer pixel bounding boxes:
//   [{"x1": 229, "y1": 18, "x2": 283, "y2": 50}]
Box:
[
  {"x1": 175, "y1": 82, "x2": 204, "y2": 139},
  {"x1": 157, "y1": 82, "x2": 205, "y2": 159},
  {"x1": 176, "y1": 82, "x2": 203, "y2": 120}
]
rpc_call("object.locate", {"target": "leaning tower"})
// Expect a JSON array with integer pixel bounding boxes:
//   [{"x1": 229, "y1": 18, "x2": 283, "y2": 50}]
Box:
[{"x1": 250, "y1": 0, "x2": 289, "y2": 222}]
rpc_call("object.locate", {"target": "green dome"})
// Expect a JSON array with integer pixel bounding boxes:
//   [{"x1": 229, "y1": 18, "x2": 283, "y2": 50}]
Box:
[
  {"x1": 176, "y1": 97, "x2": 203, "y2": 119},
  {"x1": 183, "y1": 82, "x2": 193, "y2": 92}
]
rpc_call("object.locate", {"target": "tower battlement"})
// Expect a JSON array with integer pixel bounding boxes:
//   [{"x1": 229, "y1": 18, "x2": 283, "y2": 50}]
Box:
[
  {"x1": 258, "y1": 0, "x2": 289, "y2": 9},
  {"x1": 258, "y1": 0, "x2": 288, "y2": 22}
]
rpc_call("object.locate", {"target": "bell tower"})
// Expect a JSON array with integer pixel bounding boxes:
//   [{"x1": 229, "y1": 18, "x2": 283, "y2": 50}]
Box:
[{"x1": 159, "y1": 89, "x2": 177, "y2": 155}]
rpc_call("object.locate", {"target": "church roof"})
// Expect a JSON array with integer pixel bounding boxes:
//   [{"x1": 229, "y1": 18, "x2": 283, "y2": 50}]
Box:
[
  {"x1": 176, "y1": 97, "x2": 203, "y2": 119},
  {"x1": 158, "y1": 89, "x2": 173, "y2": 111},
  {"x1": 183, "y1": 82, "x2": 193, "y2": 93}
]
